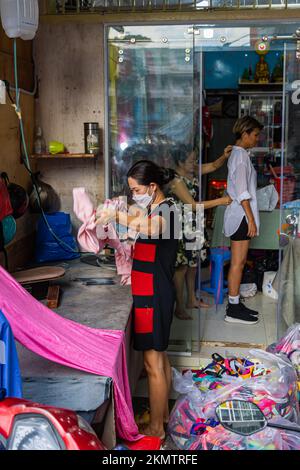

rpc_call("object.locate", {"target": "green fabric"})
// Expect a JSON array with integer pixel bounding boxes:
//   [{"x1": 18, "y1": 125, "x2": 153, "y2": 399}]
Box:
[
  {"x1": 273, "y1": 238, "x2": 300, "y2": 328},
  {"x1": 211, "y1": 206, "x2": 290, "y2": 250}
]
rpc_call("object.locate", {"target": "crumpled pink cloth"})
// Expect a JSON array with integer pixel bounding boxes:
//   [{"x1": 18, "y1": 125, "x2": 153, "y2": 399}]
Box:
[
  {"x1": 73, "y1": 188, "x2": 132, "y2": 285},
  {"x1": 0, "y1": 265, "x2": 141, "y2": 442}
]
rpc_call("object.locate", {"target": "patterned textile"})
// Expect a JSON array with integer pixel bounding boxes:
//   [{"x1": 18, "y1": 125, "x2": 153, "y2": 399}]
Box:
[{"x1": 168, "y1": 175, "x2": 207, "y2": 268}]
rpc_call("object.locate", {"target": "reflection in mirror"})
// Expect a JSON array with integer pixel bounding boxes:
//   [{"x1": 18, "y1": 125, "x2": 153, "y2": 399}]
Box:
[{"x1": 216, "y1": 399, "x2": 266, "y2": 436}]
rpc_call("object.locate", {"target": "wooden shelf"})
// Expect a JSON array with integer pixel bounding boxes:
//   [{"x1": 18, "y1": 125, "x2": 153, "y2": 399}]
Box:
[{"x1": 30, "y1": 153, "x2": 97, "y2": 159}]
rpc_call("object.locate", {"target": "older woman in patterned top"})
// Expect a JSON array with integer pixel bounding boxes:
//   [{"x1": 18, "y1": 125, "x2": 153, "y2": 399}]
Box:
[{"x1": 168, "y1": 143, "x2": 232, "y2": 319}]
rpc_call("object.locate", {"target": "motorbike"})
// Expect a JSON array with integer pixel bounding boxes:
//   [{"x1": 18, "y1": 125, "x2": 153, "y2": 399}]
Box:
[{"x1": 0, "y1": 387, "x2": 106, "y2": 450}]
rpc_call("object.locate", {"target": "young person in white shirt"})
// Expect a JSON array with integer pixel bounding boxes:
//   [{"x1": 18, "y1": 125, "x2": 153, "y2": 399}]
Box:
[{"x1": 223, "y1": 116, "x2": 263, "y2": 325}]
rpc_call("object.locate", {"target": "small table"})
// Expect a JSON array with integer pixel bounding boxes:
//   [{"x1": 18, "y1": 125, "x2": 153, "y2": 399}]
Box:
[{"x1": 211, "y1": 206, "x2": 290, "y2": 250}]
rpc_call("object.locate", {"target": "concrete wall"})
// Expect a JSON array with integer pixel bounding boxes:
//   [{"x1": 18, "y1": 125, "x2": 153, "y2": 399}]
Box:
[
  {"x1": 34, "y1": 22, "x2": 105, "y2": 229},
  {"x1": 0, "y1": 27, "x2": 36, "y2": 270}
]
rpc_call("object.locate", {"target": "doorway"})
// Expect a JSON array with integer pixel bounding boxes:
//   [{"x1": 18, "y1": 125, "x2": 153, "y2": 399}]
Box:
[{"x1": 105, "y1": 22, "x2": 300, "y2": 356}]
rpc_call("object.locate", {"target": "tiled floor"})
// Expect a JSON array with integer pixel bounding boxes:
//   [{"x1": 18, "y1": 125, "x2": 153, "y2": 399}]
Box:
[
  {"x1": 134, "y1": 292, "x2": 278, "y2": 399},
  {"x1": 168, "y1": 292, "x2": 278, "y2": 354}
]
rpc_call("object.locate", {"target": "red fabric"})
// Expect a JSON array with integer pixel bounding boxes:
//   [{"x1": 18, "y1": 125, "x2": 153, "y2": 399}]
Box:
[
  {"x1": 0, "y1": 180, "x2": 13, "y2": 221},
  {"x1": 133, "y1": 243, "x2": 156, "y2": 263},
  {"x1": 131, "y1": 270, "x2": 154, "y2": 296},
  {"x1": 134, "y1": 307, "x2": 154, "y2": 334}
]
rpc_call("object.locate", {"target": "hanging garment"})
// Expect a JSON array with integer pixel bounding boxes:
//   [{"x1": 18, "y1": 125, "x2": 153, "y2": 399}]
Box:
[
  {"x1": 73, "y1": 188, "x2": 133, "y2": 285},
  {"x1": 0, "y1": 310, "x2": 22, "y2": 398},
  {"x1": 0, "y1": 265, "x2": 141, "y2": 442}
]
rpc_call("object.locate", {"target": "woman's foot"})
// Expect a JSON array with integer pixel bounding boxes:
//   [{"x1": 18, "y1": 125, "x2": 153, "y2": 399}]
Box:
[
  {"x1": 138, "y1": 423, "x2": 165, "y2": 441},
  {"x1": 174, "y1": 307, "x2": 193, "y2": 320},
  {"x1": 186, "y1": 297, "x2": 211, "y2": 309}
]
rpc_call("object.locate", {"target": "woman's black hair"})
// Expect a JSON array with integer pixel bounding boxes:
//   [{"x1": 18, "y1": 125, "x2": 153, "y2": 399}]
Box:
[
  {"x1": 127, "y1": 160, "x2": 176, "y2": 188},
  {"x1": 168, "y1": 143, "x2": 193, "y2": 168}
]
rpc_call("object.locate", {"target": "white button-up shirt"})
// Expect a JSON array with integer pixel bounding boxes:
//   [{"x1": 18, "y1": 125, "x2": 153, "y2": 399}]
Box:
[{"x1": 223, "y1": 145, "x2": 260, "y2": 237}]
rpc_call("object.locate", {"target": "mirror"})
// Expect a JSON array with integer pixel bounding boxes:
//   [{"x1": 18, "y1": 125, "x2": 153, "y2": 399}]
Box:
[{"x1": 215, "y1": 399, "x2": 267, "y2": 436}]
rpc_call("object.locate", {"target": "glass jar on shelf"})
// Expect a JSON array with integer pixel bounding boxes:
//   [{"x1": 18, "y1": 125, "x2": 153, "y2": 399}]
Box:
[{"x1": 34, "y1": 126, "x2": 46, "y2": 154}]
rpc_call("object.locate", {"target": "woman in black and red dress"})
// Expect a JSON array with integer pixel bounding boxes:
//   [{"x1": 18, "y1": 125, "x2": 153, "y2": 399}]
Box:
[{"x1": 97, "y1": 160, "x2": 179, "y2": 440}]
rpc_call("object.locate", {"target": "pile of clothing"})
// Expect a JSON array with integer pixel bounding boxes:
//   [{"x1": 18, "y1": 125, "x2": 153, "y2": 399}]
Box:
[
  {"x1": 168, "y1": 350, "x2": 299, "y2": 450},
  {"x1": 73, "y1": 188, "x2": 133, "y2": 285}
]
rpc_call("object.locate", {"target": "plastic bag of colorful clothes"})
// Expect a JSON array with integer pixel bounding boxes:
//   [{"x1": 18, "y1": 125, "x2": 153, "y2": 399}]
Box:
[
  {"x1": 188, "y1": 417, "x2": 300, "y2": 450},
  {"x1": 267, "y1": 324, "x2": 300, "y2": 379},
  {"x1": 173, "y1": 350, "x2": 276, "y2": 396},
  {"x1": 168, "y1": 350, "x2": 299, "y2": 450}
]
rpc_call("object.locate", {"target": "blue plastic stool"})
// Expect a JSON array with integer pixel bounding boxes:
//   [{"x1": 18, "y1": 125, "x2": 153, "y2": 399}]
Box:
[{"x1": 202, "y1": 248, "x2": 231, "y2": 305}]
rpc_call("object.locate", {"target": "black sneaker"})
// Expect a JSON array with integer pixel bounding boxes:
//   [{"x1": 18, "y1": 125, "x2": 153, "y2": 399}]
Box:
[
  {"x1": 239, "y1": 301, "x2": 259, "y2": 317},
  {"x1": 225, "y1": 303, "x2": 259, "y2": 325}
]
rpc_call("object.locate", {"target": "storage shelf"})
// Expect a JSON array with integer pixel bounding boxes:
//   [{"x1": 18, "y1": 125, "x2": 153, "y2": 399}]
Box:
[{"x1": 30, "y1": 153, "x2": 97, "y2": 159}]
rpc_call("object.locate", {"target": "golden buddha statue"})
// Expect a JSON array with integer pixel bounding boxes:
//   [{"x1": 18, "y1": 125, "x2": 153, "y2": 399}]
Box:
[{"x1": 255, "y1": 56, "x2": 270, "y2": 83}]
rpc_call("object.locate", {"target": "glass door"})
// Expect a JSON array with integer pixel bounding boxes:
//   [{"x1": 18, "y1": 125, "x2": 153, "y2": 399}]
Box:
[
  {"x1": 106, "y1": 25, "x2": 201, "y2": 355},
  {"x1": 277, "y1": 38, "x2": 300, "y2": 337},
  {"x1": 106, "y1": 22, "x2": 300, "y2": 356},
  {"x1": 193, "y1": 24, "x2": 294, "y2": 351}
]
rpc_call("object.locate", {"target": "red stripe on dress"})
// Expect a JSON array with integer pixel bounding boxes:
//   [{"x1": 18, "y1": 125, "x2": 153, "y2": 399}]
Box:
[
  {"x1": 134, "y1": 307, "x2": 154, "y2": 334},
  {"x1": 133, "y1": 243, "x2": 156, "y2": 263},
  {"x1": 131, "y1": 270, "x2": 154, "y2": 296}
]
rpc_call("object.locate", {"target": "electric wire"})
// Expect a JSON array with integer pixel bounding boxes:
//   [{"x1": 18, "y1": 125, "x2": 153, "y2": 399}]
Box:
[{"x1": 11, "y1": 39, "x2": 82, "y2": 255}]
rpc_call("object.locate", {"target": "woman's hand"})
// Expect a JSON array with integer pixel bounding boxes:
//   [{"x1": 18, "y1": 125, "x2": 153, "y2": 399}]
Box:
[
  {"x1": 223, "y1": 145, "x2": 233, "y2": 159},
  {"x1": 247, "y1": 219, "x2": 258, "y2": 238},
  {"x1": 221, "y1": 195, "x2": 232, "y2": 206},
  {"x1": 96, "y1": 208, "x2": 116, "y2": 225}
]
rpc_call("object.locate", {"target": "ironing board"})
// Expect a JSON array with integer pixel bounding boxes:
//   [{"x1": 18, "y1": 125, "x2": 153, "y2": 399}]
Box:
[
  {"x1": 12, "y1": 266, "x2": 66, "y2": 309},
  {"x1": 11, "y1": 266, "x2": 65, "y2": 284}
]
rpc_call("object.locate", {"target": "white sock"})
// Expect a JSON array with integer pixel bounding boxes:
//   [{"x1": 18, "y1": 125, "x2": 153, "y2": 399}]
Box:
[{"x1": 229, "y1": 295, "x2": 240, "y2": 304}]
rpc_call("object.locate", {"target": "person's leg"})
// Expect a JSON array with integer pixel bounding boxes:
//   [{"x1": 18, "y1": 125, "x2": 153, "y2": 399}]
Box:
[
  {"x1": 225, "y1": 239, "x2": 258, "y2": 323},
  {"x1": 140, "y1": 350, "x2": 167, "y2": 438},
  {"x1": 162, "y1": 352, "x2": 172, "y2": 424},
  {"x1": 173, "y1": 265, "x2": 192, "y2": 319},
  {"x1": 186, "y1": 266, "x2": 210, "y2": 308},
  {"x1": 228, "y1": 240, "x2": 250, "y2": 297}
]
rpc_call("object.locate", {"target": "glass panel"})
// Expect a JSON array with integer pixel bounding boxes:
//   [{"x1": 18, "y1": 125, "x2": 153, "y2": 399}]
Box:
[
  {"x1": 107, "y1": 25, "x2": 198, "y2": 354},
  {"x1": 278, "y1": 41, "x2": 300, "y2": 337},
  {"x1": 194, "y1": 25, "x2": 292, "y2": 350}
]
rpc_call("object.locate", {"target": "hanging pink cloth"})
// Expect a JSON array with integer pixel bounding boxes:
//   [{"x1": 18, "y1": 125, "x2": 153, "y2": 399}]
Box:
[
  {"x1": 0, "y1": 265, "x2": 141, "y2": 442},
  {"x1": 73, "y1": 188, "x2": 132, "y2": 285}
]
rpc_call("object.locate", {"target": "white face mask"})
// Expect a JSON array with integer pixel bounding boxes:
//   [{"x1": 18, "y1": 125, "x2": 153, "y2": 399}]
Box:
[{"x1": 132, "y1": 188, "x2": 154, "y2": 208}]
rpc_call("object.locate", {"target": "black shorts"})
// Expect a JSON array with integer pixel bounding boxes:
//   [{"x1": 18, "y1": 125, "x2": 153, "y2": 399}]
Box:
[{"x1": 230, "y1": 217, "x2": 251, "y2": 241}]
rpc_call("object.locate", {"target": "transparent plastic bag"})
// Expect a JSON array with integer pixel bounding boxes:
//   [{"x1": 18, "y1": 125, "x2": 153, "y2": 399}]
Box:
[
  {"x1": 267, "y1": 324, "x2": 300, "y2": 379},
  {"x1": 189, "y1": 417, "x2": 300, "y2": 451},
  {"x1": 256, "y1": 184, "x2": 279, "y2": 211},
  {"x1": 168, "y1": 350, "x2": 299, "y2": 450}
]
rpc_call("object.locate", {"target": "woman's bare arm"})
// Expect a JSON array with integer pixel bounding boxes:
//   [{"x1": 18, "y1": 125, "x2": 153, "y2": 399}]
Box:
[
  {"x1": 96, "y1": 206, "x2": 165, "y2": 237},
  {"x1": 169, "y1": 177, "x2": 231, "y2": 211},
  {"x1": 199, "y1": 145, "x2": 232, "y2": 175}
]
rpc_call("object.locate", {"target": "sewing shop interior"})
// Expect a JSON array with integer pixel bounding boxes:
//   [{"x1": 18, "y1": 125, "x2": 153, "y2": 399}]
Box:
[{"x1": 1, "y1": 5, "x2": 300, "y2": 451}]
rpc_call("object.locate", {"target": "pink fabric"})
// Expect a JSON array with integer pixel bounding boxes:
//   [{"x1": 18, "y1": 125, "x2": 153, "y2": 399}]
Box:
[
  {"x1": 0, "y1": 265, "x2": 141, "y2": 442},
  {"x1": 73, "y1": 188, "x2": 132, "y2": 285}
]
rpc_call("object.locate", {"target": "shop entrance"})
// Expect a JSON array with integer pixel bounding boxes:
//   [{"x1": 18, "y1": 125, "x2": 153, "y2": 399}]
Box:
[{"x1": 105, "y1": 23, "x2": 300, "y2": 358}]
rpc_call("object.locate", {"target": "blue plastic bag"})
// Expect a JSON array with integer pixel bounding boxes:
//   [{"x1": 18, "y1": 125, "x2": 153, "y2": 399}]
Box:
[
  {"x1": 0, "y1": 310, "x2": 22, "y2": 398},
  {"x1": 35, "y1": 212, "x2": 80, "y2": 263}
]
